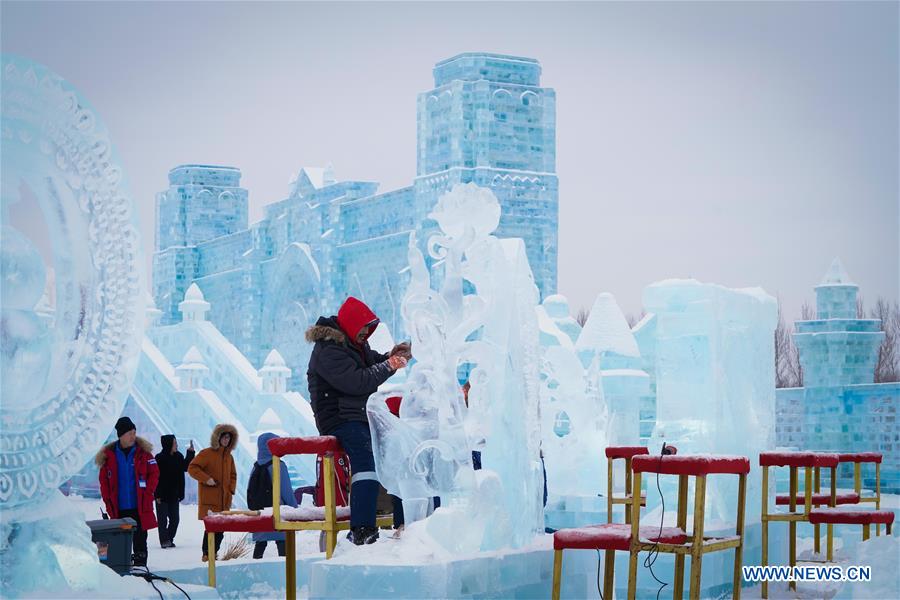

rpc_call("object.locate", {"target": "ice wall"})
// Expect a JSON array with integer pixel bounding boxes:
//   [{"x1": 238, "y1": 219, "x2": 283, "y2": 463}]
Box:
[{"x1": 643, "y1": 279, "x2": 777, "y2": 522}]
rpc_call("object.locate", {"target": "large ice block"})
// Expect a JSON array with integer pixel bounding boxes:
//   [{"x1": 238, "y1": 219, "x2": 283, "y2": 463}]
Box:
[{"x1": 643, "y1": 279, "x2": 777, "y2": 523}]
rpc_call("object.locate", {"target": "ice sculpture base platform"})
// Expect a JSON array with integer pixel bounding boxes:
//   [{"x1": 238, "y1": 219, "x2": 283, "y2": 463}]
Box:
[{"x1": 309, "y1": 535, "x2": 597, "y2": 599}]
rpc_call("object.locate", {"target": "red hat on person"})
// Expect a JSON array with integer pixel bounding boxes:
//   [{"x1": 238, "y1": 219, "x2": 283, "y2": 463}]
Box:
[{"x1": 337, "y1": 296, "x2": 379, "y2": 345}]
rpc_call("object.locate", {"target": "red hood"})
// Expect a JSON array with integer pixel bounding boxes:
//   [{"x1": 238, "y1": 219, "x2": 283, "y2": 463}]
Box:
[{"x1": 337, "y1": 296, "x2": 379, "y2": 344}]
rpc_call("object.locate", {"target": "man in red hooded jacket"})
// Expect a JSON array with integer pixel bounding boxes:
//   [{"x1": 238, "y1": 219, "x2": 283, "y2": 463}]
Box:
[
  {"x1": 306, "y1": 296, "x2": 410, "y2": 545},
  {"x1": 95, "y1": 416, "x2": 159, "y2": 567}
]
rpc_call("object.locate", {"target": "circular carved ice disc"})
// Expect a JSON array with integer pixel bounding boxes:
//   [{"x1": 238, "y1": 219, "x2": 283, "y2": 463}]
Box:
[{"x1": 0, "y1": 56, "x2": 144, "y2": 509}]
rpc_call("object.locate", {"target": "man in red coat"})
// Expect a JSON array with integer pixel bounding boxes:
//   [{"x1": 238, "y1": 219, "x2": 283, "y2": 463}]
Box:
[{"x1": 95, "y1": 416, "x2": 159, "y2": 567}]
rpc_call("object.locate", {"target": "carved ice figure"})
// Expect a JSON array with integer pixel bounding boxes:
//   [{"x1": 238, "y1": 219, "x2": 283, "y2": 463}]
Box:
[
  {"x1": 0, "y1": 56, "x2": 144, "y2": 596},
  {"x1": 368, "y1": 183, "x2": 544, "y2": 552},
  {"x1": 536, "y1": 295, "x2": 607, "y2": 497}
]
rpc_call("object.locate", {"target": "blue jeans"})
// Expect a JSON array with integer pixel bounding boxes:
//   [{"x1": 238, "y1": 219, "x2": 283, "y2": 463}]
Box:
[{"x1": 331, "y1": 421, "x2": 378, "y2": 528}]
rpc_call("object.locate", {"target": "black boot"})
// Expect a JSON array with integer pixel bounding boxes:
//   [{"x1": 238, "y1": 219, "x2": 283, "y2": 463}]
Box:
[
  {"x1": 253, "y1": 541, "x2": 266, "y2": 559},
  {"x1": 132, "y1": 551, "x2": 147, "y2": 567},
  {"x1": 348, "y1": 526, "x2": 379, "y2": 546},
  {"x1": 276, "y1": 540, "x2": 286, "y2": 557}
]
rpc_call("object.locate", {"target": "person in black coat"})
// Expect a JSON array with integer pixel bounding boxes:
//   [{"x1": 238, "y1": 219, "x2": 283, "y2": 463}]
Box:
[
  {"x1": 306, "y1": 296, "x2": 410, "y2": 545},
  {"x1": 154, "y1": 434, "x2": 195, "y2": 548}
]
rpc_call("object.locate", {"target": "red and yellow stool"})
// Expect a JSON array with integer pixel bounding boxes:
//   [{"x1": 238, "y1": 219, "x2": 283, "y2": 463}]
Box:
[
  {"x1": 202, "y1": 512, "x2": 275, "y2": 588},
  {"x1": 808, "y1": 508, "x2": 894, "y2": 561},
  {"x1": 267, "y1": 435, "x2": 393, "y2": 600},
  {"x1": 605, "y1": 446, "x2": 649, "y2": 524},
  {"x1": 839, "y1": 452, "x2": 884, "y2": 535},
  {"x1": 628, "y1": 454, "x2": 749, "y2": 600},
  {"x1": 759, "y1": 451, "x2": 839, "y2": 598},
  {"x1": 552, "y1": 453, "x2": 749, "y2": 600}
]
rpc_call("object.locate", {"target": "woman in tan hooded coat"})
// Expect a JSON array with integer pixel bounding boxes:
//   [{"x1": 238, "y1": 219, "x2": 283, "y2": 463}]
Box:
[{"x1": 188, "y1": 423, "x2": 238, "y2": 561}]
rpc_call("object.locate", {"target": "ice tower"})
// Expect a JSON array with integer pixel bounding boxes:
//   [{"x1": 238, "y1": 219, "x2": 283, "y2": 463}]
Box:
[
  {"x1": 776, "y1": 259, "x2": 899, "y2": 492},
  {"x1": 794, "y1": 258, "x2": 884, "y2": 387},
  {"x1": 153, "y1": 165, "x2": 248, "y2": 324},
  {"x1": 416, "y1": 53, "x2": 558, "y2": 299}
]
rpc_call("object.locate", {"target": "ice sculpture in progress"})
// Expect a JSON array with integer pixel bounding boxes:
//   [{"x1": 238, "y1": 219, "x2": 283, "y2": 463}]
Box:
[
  {"x1": 369, "y1": 183, "x2": 545, "y2": 552},
  {"x1": 0, "y1": 56, "x2": 144, "y2": 595}
]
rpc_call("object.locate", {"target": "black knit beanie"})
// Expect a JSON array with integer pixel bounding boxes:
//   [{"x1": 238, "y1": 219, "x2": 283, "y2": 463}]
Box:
[{"x1": 115, "y1": 416, "x2": 136, "y2": 438}]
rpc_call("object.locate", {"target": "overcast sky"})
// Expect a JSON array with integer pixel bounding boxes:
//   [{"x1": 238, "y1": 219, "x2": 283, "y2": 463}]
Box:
[{"x1": 3, "y1": 1, "x2": 897, "y2": 321}]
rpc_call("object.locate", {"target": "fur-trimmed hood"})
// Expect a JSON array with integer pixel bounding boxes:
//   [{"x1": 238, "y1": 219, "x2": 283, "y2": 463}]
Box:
[
  {"x1": 95, "y1": 437, "x2": 153, "y2": 467},
  {"x1": 305, "y1": 320, "x2": 346, "y2": 344},
  {"x1": 209, "y1": 423, "x2": 239, "y2": 451}
]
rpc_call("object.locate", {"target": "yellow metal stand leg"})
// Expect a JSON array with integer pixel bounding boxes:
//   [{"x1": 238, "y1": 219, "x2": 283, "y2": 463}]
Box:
[
  {"x1": 863, "y1": 524, "x2": 871, "y2": 542},
  {"x1": 324, "y1": 455, "x2": 337, "y2": 559},
  {"x1": 788, "y1": 467, "x2": 797, "y2": 591},
  {"x1": 733, "y1": 473, "x2": 747, "y2": 600},
  {"x1": 603, "y1": 550, "x2": 615, "y2": 600},
  {"x1": 688, "y1": 476, "x2": 707, "y2": 599},
  {"x1": 814, "y1": 467, "x2": 821, "y2": 554},
  {"x1": 627, "y1": 471, "x2": 642, "y2": 600},
  {"x1": 761, "y1": 466, "x2": 769, "y2": 600},
  {"x1": 673, "y1": 474, "x2": 688, "y2": 600},
  {"x1": 607, "y1": 458, "x2": 614, "y2": 524},
  {"x1": 207, "y1": 531, "x2": 216, "y2": 587},
  {"x1": 827, "y1": 524, "x2": 833, "y2": 561},
  {"x1": 285, "y1": 530, "x2": 296, "y2": 600},
  {"x1": 552, "y1": 549, "x2": 562, "y2": 600},
  {"x1": 625, "y1": 458, "x2": 633, "y2": 525},
  {"x1": 876, "y1": 463, "x2": 882, "y2": 536}
]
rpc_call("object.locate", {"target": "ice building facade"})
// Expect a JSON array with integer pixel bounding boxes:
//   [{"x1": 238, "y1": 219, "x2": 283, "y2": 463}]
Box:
[
  {"x1": 776, "y1": 259, "x2": 900, "y2": 492},
  {"x1": 152, "y1": 53, "x2": 558, "y2": 391},
  {"x1": 64, "y1": 286, "x2": 320, "y2": 506}
]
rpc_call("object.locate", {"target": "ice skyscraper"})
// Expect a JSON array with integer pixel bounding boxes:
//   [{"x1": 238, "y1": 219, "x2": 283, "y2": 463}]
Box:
[{"x1": 151, "y1": 53, "x2": 559, "y2": 389}]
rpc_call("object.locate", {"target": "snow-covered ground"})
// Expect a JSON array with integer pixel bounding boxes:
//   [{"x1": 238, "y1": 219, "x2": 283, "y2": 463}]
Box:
[
  {"x1": 67, "y1": 493, "x2": 899, "y2": 599},
  {"x1": 69, "y1": 495, "x2": 326, "y2": 572}
]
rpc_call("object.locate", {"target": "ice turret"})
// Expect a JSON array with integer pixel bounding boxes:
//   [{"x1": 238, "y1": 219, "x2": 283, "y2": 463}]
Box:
[
  {"x1": 576, "y1": 293, "x2": 648, "y2": 445},
  {"x1": 175, "y1": 346, "x2": 209, "y2": 390},
  {"x1": 178, "y1": 283, "x2": 210, "y2": 322},
  {"x1": 253, "y1": 407, "x2": 288, "y2": 438},
  {"x1": 259, "y1": 349, "x2": 291, "y2": 393},
  {"x1": 794, "y1": 259, "x2": 884, "y2": 387}
]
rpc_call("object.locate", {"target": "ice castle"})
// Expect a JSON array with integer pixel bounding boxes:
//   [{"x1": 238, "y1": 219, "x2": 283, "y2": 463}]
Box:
[
  {"x1": 776, "y1": 259, "x2": 900, "y2": 492},
  {"x1": 152, "y1": 53, "x2": 558, "y2": 391}
]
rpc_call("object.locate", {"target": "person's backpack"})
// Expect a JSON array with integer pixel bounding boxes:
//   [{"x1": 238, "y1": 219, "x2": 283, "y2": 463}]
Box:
[
  {"x1": 247, "y1": 460, "x2": 273, "y2": 510},
  {"x1": 314, "y1": 451, "x2": 351, "y2": 507}
]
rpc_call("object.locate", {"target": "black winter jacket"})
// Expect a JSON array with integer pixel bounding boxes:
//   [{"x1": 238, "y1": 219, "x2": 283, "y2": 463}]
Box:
[
  {"x1": 154, "y1": 435, "x2": 195, "y2": 502},
  {"x1": 306, "y1": 316, "x2": 394, "y2": 434}
]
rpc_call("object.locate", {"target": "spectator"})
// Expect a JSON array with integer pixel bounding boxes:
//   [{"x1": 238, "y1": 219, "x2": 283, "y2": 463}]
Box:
[
  {"x1": 188, "y1": 424, "x2": 238, "y2": 562},
  {"x1": 249, "y1": 432, "x2": 298, "y2": 558},
  {"x1": 96, "y1": 416, "x2": 159, "y2": 567},
  {"x1": 154, "y1": 435, "x2": 195, "y2": 548}
]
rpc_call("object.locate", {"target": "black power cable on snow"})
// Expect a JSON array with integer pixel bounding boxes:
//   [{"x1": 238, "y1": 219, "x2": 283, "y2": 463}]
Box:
[{"x1": 130, "y1": 565, "x2": 191, "y2": 600}]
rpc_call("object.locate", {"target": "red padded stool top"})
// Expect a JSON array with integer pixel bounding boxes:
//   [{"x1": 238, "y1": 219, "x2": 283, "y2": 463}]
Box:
[
  {"x1": 838, "y1": 452, "x2": 883, "y2": 464},
  {"x1": 606, "y1": 446, "x2": 650, "y2": 460},
  {"x1": 268, "y1": 435, "x2": 342, "y2": 457},
  {"x1": 553, "y1": 523, "x2": 688, "y2": 551},
  {"x1": 775, "y1": 492, "x2": 860, "y2": 506},
  {"x1": 807, "y1": 509, "x2": 895, "y2": 526},
  {"x1": 759, "y1": 451, "x2": 839, "y2": 468},
  {"x1": 203, "y1": 514, "x2": 275, "y2": 533},
  {"x1": 633, "y1": 454, "x2": 750, "y2": 476}
]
